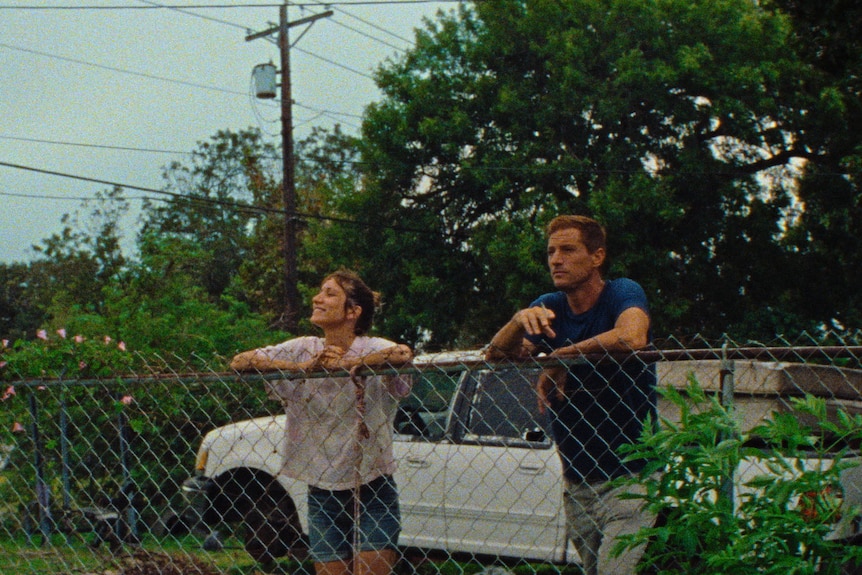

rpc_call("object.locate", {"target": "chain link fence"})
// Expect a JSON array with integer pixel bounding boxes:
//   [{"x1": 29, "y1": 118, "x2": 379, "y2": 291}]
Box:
[{"x1": 2, "y1": 335, "x2": 862, "y2": 574}]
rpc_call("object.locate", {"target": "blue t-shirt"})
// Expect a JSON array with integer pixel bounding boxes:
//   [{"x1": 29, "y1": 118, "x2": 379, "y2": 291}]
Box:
[{"x1": 526, "y1": 278, "x2": 657, "y2": 482}]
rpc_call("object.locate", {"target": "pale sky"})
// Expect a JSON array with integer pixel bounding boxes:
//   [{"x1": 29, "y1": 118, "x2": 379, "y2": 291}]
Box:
[{"x1": 0, "y1": 0, "x2": 449, "y2": 263}]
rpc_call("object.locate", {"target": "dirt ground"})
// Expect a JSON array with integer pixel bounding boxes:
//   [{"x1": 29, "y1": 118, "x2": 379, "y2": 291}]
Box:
[{"x1": 85, "y1": 549, "x2": 227, "y2": 575}]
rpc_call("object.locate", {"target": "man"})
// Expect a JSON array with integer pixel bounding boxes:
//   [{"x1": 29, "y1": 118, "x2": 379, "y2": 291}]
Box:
[{"x1": 485, "y1": 215, "x2": 656, "y2": 575}]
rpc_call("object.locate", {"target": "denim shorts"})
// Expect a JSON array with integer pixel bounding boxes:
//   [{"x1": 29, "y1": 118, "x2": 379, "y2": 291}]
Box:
[{"x1": 307, "y1": 475, "x2": 401, "y2": 562}]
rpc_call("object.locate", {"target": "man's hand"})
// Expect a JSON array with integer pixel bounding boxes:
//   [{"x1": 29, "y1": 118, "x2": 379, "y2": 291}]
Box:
[
  {"x1": 536, "y1": 364, "x2": 566, "y2": 414},
  {"x1": 515, "y1": 305, "x2": 557, "y2": 339},
  {"x1": 485, "y1": 305, "x2": 554, "y2": 360}
]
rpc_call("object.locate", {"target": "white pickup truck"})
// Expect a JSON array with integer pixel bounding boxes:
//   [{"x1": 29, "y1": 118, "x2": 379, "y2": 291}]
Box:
[{"x1": 181, "y1": 355, "x2": 862, "y2": 565}]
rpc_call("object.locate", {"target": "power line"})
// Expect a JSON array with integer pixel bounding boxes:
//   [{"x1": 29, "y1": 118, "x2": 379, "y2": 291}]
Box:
[
  {"x1": 133, "y1": 0, "x2": 413, "y2": 53},
  {"x1": 0, "y1": 39, "x2": 368, "y2": 100},
  {"x1": 0, "y1": 134, "x2": 192, "y2": 156},
  {"x1": 0, "y1": 189, "x2": 149, "y2": 203},
  {"x1": 0, "y1": 159, "x2": 445, "y2": 236},
  {"x1": 0, "y1": 159, "x2": 264, "y2": 214},
  {"x1": 0, "y1": 42, "x2": 247, "y2": 97},
  {"x1": 330, "y1": 10, "x2": 411, "y2": 52},
  {"x1": 0, "y1": 132, "x2": 371, "y2": 165},
  {"x1": 0, "y1": 41, "x2": 365, "y2": 123},
  {"x1": 131, "y1": 0, "x2": 249, "y2": 28},
  {"x1": 3, "y1": 134, "x2": 828, "y2": 179},
  {"x1": 0, "y1": 2, "x2": 456, "y2": 9},
  {"x1": 292, "y1": 43, "x2": 374, "y2": 79},
  {"x1": 334, "y1": 5, "x2": 414, "y2": 46},
  {"x1": 0, "y1": 4, "x2": 286, "y2": 9}
]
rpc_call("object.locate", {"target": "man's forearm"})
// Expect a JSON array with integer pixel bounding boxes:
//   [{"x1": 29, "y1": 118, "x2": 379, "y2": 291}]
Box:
[
  {"x1": 552, "y1": 326, "x2": 647, "y2": 358},
  {"x1": 485, "y1": 320, "x2": 528, "y2": 360}
]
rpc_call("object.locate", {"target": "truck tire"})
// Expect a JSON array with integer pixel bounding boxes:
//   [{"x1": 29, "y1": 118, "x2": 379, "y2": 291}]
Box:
[{"x1": 242, "y1": 494, "x2": 301, "y2": 563}]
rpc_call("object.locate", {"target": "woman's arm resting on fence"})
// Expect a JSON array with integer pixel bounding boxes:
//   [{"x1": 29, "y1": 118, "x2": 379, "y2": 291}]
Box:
[
  {"x1": 338, "y1": 344, "x2": 414, "y2": 372},
  {"x1": 231, "y1": 344, "x2": 412, "y2": 373},
  {"x1": 230, "y1": 349, "x2": 313, "y2": 373}
]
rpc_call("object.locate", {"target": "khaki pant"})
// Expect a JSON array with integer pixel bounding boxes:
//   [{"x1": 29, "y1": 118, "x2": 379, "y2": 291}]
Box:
[{"x1": 563, "y1": 477, "x2": 652, "y2": 575}]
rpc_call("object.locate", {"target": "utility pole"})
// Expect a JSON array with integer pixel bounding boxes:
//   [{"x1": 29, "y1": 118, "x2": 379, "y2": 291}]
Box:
[{"x1": 247, "y1": 6, "x2": 332, "y2": 332}]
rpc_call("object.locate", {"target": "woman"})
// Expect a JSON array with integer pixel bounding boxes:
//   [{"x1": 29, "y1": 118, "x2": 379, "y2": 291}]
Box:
[{"x1": 231, "y1": 270, "x2": 413, "y2": 575}]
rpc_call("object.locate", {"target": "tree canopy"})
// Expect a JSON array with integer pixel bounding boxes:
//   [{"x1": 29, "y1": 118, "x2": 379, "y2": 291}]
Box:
[
  {"x1": 321, "y1": 0, "x2": 861, "y2": 345},
  {"x1": 2, "y1": 0, "x2": 861, "y2": 352}
]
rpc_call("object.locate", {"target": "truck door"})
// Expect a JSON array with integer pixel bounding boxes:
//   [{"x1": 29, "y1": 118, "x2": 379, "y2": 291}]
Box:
[
  {"x1": 444, "y1": 367, "x2": 567, "y2": 562},
  {"x1": 394, "y1": 366, "x2": 463, "y2": 550}
]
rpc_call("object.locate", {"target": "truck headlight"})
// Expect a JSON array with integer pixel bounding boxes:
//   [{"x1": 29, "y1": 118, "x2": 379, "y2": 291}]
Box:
[{"x1": 194, "y1": 448, "x2": 209, "y2": 476}]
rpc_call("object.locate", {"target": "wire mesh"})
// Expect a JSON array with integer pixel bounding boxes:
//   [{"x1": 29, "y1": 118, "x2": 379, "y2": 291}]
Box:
[{"x1": 1, "y1": 337, "x2": 862, "y2": 574}]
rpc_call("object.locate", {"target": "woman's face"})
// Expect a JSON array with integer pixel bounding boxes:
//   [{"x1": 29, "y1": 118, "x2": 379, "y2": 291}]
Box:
[{"x1": 310, "y1": 278, "x2": 358, "y2": 330}]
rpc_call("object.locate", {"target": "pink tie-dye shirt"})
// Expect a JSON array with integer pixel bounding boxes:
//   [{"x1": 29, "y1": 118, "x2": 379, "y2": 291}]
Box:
[{"x1": 261, "y1": 335, "x2": 411, "y2": 490}]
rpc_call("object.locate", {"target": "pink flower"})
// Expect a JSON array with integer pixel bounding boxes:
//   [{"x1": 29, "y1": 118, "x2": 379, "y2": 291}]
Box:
[
  {"x1": 1, "y1": 385, "x2": 14, "y2": 401},
  {"x1": 104, "y1": 335, "x2": 112, "y2": 344},
  {"x1": 120, "y1": 395, "x2": 134, "y2": 405},
  {"x1": 36, "y1": 329, "x2": 48, "y2": 341},
  {"x1": 56, "y1": 328, "x2": 67, "y2": 339},
  {"x1": 1, "y1": 339, "x2": 7, "y2": 348},
  {"x1": 36, "y1": 386, "x2": 46, "y2": 391},
  {"x1": 74, "y1": 335, "x2": 84, "y2": 344},
  {"x1": 11, "y1": 422, "x2": 25, "y2": 433},
  {"x1": 79, "y1": 361, "x2": 87, "y2": 370},
  {"x1": 0, "y1": 361, "x2": 6, "y2": 369},
  {"x1": 118, "y1": 341, "x2": 127, "y2": 352}
]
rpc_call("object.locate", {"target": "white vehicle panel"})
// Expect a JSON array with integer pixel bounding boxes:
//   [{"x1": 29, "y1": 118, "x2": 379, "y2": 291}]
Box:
[
  {"x1": 443, "y1": 442, "x2": 565, "y2": 561},
  {"x1": 395, "y1": 439, "x2": 449, "y2": 549}
]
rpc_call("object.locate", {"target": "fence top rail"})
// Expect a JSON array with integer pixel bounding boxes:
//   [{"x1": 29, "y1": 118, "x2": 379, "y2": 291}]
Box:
[{"x1": 5, "y1": 345, "x2": 862, "y2": 389}]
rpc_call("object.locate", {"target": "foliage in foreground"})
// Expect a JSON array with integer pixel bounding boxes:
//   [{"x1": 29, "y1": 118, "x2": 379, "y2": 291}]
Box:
[{"x1": 617, "y1": 380, "x2": 862, "y2": 575}]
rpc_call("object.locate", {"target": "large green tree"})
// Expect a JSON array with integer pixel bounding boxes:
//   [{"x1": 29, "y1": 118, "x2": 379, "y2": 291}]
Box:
[
  {"x1": 0, "y1": 262, "x2": 44, "y2": 341},
  {"x1": 761, "y1": 0, "x2": 862, "y2": 332},
  {"x1": 141, "y1": 129, "x2": 281, "y2": 308},
  {"x1": 141, "y1": 126, "x2": 368, "y2": 334},
  {"x1": 2, "y1": 127, "x2": 370, "y2": 355},
  {"x1": 329, "y1": 0, "x2": 857, "y2": 345},
  {"x1": 0, "y1": 187, "x2": 131, "y2": 338}
]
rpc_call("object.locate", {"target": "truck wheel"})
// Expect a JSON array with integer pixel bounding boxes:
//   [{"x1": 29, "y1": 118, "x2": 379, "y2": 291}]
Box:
[{"x1": 242, "y1": 495, "x2": 301, "y2": 563}]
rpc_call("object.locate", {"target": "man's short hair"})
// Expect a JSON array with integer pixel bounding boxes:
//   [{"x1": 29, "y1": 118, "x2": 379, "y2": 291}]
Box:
[{"x1": 547, "y1": 215, "x2": 607, "y2": 254}]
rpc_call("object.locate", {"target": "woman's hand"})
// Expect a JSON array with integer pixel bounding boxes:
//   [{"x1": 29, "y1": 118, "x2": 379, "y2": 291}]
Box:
[{"x1": 309, "y1": 345, "x2": 348, "y2": 371}]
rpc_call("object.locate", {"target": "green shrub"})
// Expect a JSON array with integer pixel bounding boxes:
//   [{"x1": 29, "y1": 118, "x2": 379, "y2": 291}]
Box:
[
  {"x1": 0, "y1": 329, "x2": 275, "y2": 534},
  {"x1": 616, "y1": 378, "x2": 862, "y2": 575}
]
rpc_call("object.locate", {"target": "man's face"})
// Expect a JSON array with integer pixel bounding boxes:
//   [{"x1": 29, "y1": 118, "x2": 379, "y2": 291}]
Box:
[{"x1": 546, "y1": 228, "x2": 604, "y2": 291}]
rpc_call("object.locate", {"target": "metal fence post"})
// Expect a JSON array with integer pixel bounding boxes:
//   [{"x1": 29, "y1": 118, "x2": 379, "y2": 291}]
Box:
[
  {"x1": 117, "y1": 396, "x2": 139, "y2": 541},
  {"x1": 60, "y1": 387, "x2": 73, "y2": 545},
  {"x1": 27, "y1": 391, "x2": 52, "y2": 546},
  {"x1": 719, "y1": 342, "x2": 736, "y2": 507}
]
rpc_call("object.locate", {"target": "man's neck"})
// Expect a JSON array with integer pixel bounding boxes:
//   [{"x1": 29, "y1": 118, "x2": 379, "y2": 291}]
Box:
[{"x1": 565, "y1": 276, "x2": 606, "y2": 315}]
